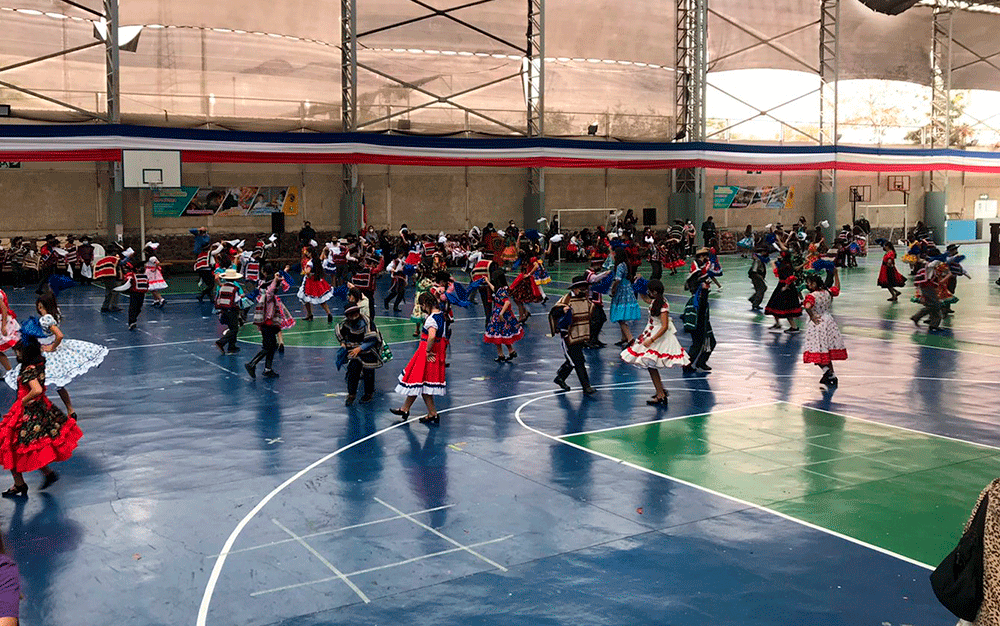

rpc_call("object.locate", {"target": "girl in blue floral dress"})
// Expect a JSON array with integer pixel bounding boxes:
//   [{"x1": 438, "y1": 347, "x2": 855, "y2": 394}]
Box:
[
  {"x1": 483, "y1": 272, "x2": 523, "y2": 362},
  {"x1": 609, "y1": 248, "x2": 642, "y2": 346}
]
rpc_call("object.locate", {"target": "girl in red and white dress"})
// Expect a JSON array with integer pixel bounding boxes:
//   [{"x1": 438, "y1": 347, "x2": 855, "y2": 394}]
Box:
[
  {"x1": 297, "y1": 249, "x2": 334, "y2": 323},
  {"x1": 0, "y1": 288, "x2": 19, "y2": 372},
  {"x1": 802, "y1": 268, "x2": 847, "y2": 387},
  {"x1": 877, "y1": 241, "x2": 906, "y2": 302},
  {"x1": 391, "y1": 292, "x2": 448, "y2": 425},
  {"x1": 620, "y1": 279, "x2": 688, "y2": 405},
  {"x1": 143, "y1": 243, "x2": 168, "y2": 308}
]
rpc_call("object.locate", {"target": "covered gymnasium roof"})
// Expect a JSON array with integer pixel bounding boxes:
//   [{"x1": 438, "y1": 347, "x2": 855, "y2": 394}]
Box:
[{"x1": 0, "y1": 0, "x2": 999, "y2": 134}]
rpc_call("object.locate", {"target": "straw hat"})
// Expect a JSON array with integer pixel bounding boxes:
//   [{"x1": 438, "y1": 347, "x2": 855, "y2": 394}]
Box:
[{"x1": 219, "y1": 268, "x2": 243, "y2": 281}]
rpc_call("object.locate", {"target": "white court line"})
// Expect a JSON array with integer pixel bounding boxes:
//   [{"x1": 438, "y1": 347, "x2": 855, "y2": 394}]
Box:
[
  {"x1": 775, "y1": 374, "x2": 1000, "y2": 386},
  {"x1": 559, "y1": 400, "x2": 782, "y2": 438},
  {"x1": 250, "y1": 535, "x2": 514, "y2": 597},
  {"x1": 789, "y1": 401, "x2": 1000, "y2": 453},
  {"x1": 196, "y1": 380, "x2": 646, "y2": 626},
  {"x1": 514, "y1": 392, "x2": 935, "y2": 571},
  {"x1": 107, "y1": 339, "x2": 208, "y2": 351},
  {"x1": 208, "y1": 504, "x2": 455, "y2": 559},
  {"x1": 374, "y1": 497, "x2": 508, "y2": 572},
  {"x1": 271, "y1": 518, "x2": 370, "y2": 604}
]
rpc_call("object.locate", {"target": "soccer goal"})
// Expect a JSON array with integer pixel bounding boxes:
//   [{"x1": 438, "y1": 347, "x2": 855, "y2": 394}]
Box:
[
  {"x1": 553, "y1": 208, "x2": 620, "y2": 234},
  {"x1": 861, "y1": 204, "x2": 908, "y2": 243}
]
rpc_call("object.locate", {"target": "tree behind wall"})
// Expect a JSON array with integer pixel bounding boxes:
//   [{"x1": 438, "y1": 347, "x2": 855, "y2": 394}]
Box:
[{"x1": 905, "y1": 91, "x2": 976, "y2": 148}]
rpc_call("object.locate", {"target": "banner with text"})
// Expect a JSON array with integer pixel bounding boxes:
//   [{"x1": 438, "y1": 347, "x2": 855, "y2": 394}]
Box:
[
  {"x1": 152, "y1": 186, "x2": 299, "y2": 217},
  {"x1": 713, "y1": 185, "x2": 794, "y2": 210}
]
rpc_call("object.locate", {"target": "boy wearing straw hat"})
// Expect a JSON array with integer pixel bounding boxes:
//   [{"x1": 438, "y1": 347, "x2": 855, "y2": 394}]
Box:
[{"x1": 215, "y1": 268, "x2": 245, "y2": 354}]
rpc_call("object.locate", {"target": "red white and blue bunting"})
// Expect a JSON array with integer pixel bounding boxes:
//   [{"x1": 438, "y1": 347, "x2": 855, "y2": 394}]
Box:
[{"x1": 2, "y1": 124, "x2": 1000, "y2": 173}]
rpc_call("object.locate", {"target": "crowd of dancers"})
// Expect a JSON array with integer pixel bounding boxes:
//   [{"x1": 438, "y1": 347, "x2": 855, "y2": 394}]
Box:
[{"x1": 0, "y1": 214, "x2": 987, "y2": 494}]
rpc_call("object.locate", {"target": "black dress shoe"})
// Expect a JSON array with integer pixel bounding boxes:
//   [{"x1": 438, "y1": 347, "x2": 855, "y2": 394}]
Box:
[
  {"x1": 390, "y1": 408, "x2": 409, "y2": 421},
  {"x1": 40, "y1": 471, "x2": 59, "y2": 490},
  {"x1": 1, "y1": 484, "x2": 26, "y2": 498}
]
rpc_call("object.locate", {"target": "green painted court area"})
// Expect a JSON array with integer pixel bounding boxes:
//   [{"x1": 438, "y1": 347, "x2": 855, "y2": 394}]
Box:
[
  {"x1": 237, "y1": 317, "x2": 423, "y2": 347},
  {"x1": 563, "y1": 402, "x2": 1000, "y2": 566}
]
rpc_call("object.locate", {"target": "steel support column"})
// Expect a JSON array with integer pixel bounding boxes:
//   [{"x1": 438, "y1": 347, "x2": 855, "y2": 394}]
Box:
[
  {"x1": 671, "y1": 0, "x2": 706, "y2": 228},
  {"x1": 104, "y1": 0, "x2": 123, "y2": 241},
  {"x1": 341, "y1": 0, "x2": 359, "y2": 234},
  {"x1": 674, "y1": 0, "x2": 707, "y2": 196},
  {"x1": 930, "y1": 6, "x2": 952, "y2": 195},
  {"x1": 526, "y1": 0, "x2": 545, "y2": 226},
  {"x1": 818, "y1": 0, "x2": 839, "y2": 194}
]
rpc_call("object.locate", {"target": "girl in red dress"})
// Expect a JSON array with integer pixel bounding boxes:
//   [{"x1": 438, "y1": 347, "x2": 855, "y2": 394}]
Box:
[
  {"x1": 297, "y1": 249, "x2": 334, "y2": 323},
  {"x1": 391, "y1": 292, "x2": 448, "y2": 425},
  {"x1": 509, "y1": 252, "x2": 543, "y2": 323},
  {"x1": 876, "y1": 241, "x2": 907, "y2": 302},
  {"x1": 0, "y1": 325, "x2": 82, "y2": 497}
]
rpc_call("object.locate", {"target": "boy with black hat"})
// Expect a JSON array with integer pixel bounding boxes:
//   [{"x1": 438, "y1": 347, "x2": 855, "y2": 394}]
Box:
[
  {"x1": 748, "y1": 246, "x2": 770, "y2": 311},
  {"x1": 683, "y1": 248, "x2": 718, "y2": 373},
  {"x1": 585, "y1": 257, "x2": 611, "y2": 348},
  {"x1": 35, "y1": 234, "x2": 59, "y2": 294},
  {"x1": 336, "y1": 304, "x2": 383, "y2": 405},
  {"x1": 113, "y1": 249, "x2": 147, "y2": 330},
  {"x1": 552, "y1": 276, "x2": 597, "y2": 394}
]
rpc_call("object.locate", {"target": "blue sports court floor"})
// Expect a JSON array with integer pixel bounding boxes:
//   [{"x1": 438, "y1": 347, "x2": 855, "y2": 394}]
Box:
[{"x1": 2, "y1": 244, "x2": 999, "y2": 625}]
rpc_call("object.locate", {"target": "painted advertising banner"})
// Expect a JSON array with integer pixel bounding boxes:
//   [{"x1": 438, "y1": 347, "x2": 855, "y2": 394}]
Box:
[
  {"x1": 713, "y1": 185, "x2": 794, "y2": 210},
  {"x1": 152, "y1": 186, "x2": 299, "y2": 217}
]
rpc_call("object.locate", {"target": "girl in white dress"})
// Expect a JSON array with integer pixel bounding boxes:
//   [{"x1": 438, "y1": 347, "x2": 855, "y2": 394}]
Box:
[
  {"x1": 0, "y1": 288, "x2": 19, "y2": 372},
  {"x1": 621, "y1": 279, "x2": 689, "y2": 405},
  {"x1": 802, "y1": 268, "x2": 847, "y2": 387},
  {"x1": 4, "y1": 293, "x2": 108, "y2": 419},
  {"x1": 144, "y1": 243, "x2": 168, "y2": 308}
]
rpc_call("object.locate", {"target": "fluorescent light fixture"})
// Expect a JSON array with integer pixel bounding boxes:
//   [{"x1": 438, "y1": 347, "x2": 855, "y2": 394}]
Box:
[{"x1": 93, "y1": 20, "x2": 143, "y2": 52}]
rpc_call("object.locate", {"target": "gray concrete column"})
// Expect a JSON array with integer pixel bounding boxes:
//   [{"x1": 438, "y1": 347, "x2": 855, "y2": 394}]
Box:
[
  {"x1": 668, "y1": 192, "x2": 703, "y2": 231},
  {"x1": 339, "y1": 187, "x2": 359, "y2": 236},
  {"x1": 815, "y1": 191, "x2": 837, "y2": 243},
  {"x1": 523, "y1": 192, "x2": 544, "y2": 230},
  {"x1": 924, "y1": 191, "x2": 947, "y2": 243}
]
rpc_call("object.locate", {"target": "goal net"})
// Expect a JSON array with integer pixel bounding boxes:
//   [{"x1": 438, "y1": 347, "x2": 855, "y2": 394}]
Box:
[
  {"x1": 860, "y1": 204, "x2": 908, "y2": 242},
  {"x1": 553, "y1": 208, "x2": 620, "y2": 234}
]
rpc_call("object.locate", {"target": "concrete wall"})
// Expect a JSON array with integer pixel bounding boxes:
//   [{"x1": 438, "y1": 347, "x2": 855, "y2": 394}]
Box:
[{"x1": 1, "y1": 160, "x2": 996, "y2": 242}]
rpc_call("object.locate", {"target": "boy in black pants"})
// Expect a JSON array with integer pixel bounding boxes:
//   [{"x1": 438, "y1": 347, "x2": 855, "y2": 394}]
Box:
[
  {"x1": 748, "y1": 249, "x2": 769, "y2": 311},
  {"x1": 215, "y1": 268, "x2": 245, "y2": 353},
  {"x1": 552, "y1": 276, "x2": 597, "y2": 394}
]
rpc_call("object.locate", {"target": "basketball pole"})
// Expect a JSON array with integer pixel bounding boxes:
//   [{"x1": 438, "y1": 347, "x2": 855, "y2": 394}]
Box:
[{"x1": 140, "y1": 186, "x2": 147, "y2": 261}]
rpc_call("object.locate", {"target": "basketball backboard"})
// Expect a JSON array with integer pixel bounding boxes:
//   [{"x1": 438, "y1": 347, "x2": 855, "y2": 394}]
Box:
[
  {"x1": 849, "y1": 185, "x2": 871, "y2": 203},
  {"x1": 122, "y1": 150, "x2": 181, "y2": 188},
  {"x1": 887, "y1": 175, "x2": 910, "y2": 192}
]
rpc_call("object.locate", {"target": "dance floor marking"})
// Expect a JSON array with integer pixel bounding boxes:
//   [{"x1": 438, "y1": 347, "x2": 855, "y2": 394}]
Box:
[
  {"x1": 252, "y1": 501, "x2": 513, "y2": 601},
  {"x1": 556, "y1": 401, "x2": 998, "y2": 567},
  {"x1": 197, "y1": 381, "x2": 646, "y2": 626}
]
